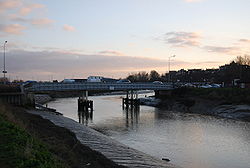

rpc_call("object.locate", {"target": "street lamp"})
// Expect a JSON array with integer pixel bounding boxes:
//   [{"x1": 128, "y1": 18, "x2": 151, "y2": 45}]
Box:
[
  {"x1": 168, "y1": 55, "x2": 175, "y2": 83},
  {"x1": 3, "y1": 41, "x2": 7, "y2": 83}
]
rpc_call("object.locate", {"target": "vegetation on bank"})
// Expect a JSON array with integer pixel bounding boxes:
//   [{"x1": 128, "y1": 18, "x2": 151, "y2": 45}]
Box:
[
  {"x1": 0, "y1": 104, "x2": 125, "y2": 168},
  {"x1": 0, "y1": 105, "x2": 66, "y2": 168}
]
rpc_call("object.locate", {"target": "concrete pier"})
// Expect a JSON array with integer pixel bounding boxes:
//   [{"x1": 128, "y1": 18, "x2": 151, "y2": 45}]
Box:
[
  {"x1": 78, "y1": 110, "x2": 93, "y2": 125},
  {"x1": 122, "y1": 90, "x2": 140, "y2": 109},
  {"x1": 78, "y1": 90, "x2": 93, "y2": 111},
  {"x1": 78, "y1": 98, "x2": 93, "y2": 111}
]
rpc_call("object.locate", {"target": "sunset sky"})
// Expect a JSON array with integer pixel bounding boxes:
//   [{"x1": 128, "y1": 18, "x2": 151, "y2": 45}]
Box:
[{"x1": 1, "y1": 0, "x2": 250, "y2": 81}]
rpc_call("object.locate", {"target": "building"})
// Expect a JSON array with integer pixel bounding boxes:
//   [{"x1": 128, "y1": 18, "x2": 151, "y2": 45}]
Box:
[{"x1": 87, "y1": 76, "x2": 103, "y2": 82}]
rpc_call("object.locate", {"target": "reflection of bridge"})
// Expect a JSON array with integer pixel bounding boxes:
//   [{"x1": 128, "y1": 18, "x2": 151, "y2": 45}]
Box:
[{"x1": 26, "y1": 83, "x2": 173, "y2": 92}]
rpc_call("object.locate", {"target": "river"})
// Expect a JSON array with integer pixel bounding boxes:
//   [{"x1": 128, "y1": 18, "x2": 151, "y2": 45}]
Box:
[{"x1": 47, "y1": 93, "x2": 250, "y2": 168}]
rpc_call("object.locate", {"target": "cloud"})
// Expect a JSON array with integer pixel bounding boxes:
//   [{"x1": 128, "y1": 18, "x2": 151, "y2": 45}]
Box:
[
  {"x1": 239, "y1": 39, "x2": 250, "y2": 43},
  {"x1": 8, "y1": 14, "x2": 29, "y2": 22},
  {"x1": 19, "y1": 3, "x2": 44, "y2": 16},
  {"x1": 0, "y1": 0, "x2": 22, "y2": 12},
  {"x1": 0, "y1": 0, "x2": 53, "y2": 35},
  {"x1": 98, "y1": 50, "x2": 124, "y2": 56},
  {"x1": 6, "y1": 49, "x2": 176, "y2": 80},
  {"x1": 162, "y1": 31, "x2": 248, "y2": 55},
  {"x1": 9, "y1": 14, "x2": 54, "y2": 27},
  {"x1": 184, "y1": 0, "x2": 203, "y2": 3},
  {"x1": 0, "y1": 23, "x2": 25, "y2": 35},
  {"x1": 6, "y1": 49, "x2": 225, "y2": 80},
  {"x1": 31, "y1": 18, "x2": 54, "y2": 26},
  {"x1": 194, "y1": 61, "x2": 221, "y2": 65},
  {"x1": 203, "y1": 46, "x2": 239, "y2": 54},
  {"x1": 163, "y1": 31, "x2": 201, "y2": 47},
  {"x1": 63, "y1": 24, "x2": 75, "y2": 32}
]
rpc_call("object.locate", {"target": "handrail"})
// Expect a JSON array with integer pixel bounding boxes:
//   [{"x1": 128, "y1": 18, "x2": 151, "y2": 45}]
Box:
[{"x1": 26, "y1": 83, "x2": 173, "y2": 92}]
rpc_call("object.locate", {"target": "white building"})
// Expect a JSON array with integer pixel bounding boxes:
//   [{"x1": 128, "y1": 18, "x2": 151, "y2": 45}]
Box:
[{"x1": 87, "y1": 76, "x2": 103, "y2": 82}]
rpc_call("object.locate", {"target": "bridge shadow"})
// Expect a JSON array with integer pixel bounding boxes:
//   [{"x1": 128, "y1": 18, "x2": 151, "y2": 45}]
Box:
[
  {"x1": 123, "y1": 106, "x2": 140, "y2": 129},
  {"x1": 78, "y1": 111, "x2": 93, "y2": 126}
]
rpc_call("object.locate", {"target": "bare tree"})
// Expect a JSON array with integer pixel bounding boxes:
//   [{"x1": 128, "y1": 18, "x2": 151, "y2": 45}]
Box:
[{"x1": 234, "y1": 55, "x2": 250, "y2": 65}]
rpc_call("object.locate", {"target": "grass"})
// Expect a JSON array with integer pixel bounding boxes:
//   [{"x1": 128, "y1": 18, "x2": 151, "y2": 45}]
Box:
[
  {"x1": 0, "y1": 104, "x2": 124, "y2": 168},
  {"x1": 0, "y1": 105, "x2": 66, "y2": 168}
]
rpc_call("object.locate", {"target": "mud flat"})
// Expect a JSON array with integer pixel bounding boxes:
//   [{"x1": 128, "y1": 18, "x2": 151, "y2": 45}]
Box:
[{"x1": 157, "y1": 88, "x2": 250, "y2": 122}]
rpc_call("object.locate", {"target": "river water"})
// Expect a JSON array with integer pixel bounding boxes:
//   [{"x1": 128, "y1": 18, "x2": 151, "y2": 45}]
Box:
[{"x1": 47, "y1": 93, "x2": 250, "y2": 168}]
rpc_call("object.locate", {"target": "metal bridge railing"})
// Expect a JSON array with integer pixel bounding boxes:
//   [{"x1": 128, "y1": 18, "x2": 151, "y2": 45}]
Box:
[{"x1": 26, "y1": 83, "x2": 173, "y2": 92}]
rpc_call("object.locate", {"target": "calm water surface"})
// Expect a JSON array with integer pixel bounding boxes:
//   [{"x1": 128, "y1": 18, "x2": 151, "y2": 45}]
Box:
[{"x1": 48, "y1": 93, "x2": 250, "y2": 168}]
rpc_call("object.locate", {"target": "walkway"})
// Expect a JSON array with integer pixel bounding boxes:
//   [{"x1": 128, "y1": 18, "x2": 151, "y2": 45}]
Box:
[{"x1": 28, "y1": 110, "x2": 181, "y2": 168}]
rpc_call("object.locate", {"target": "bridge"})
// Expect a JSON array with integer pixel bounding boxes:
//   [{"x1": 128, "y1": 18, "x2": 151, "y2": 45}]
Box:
[
  {"x1": 25, "y1": 82, "x2": 173, "y2": 110},
  {"x1": 25, "y1": 82, "x2": 173, "y2": 92}
]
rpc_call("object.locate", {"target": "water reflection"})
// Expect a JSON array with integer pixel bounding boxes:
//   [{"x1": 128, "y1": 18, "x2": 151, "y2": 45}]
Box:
[
  {"x1": 78, "y1": 111, "x2": 93, "y2": 126},
  {"x1": 48, "y1": 95, "x2": 250, "y2": 168},
  {"x1": 123, "y1": 106, "x2": 140, "y2": 129}
]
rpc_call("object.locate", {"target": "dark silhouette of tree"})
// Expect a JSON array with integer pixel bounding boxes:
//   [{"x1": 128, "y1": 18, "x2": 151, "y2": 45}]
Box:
[
  {"x1": 127, "y1": 73, "x2": 137, "y2": 82},
  {"x1": 137, "y1": 71, "x2": 149, "y2": 82},
  {"x1": 127, "y1": 71, "x2": 149, "y2": 82},
  {"x1": 126, "y1": 56, "x2": 250, "y2": 84},
  {"x1": 149, "y1": 70, "x2": 160, "y2": 81},
  {"x1": 234, "y1": 55, "x2": 250, "y2": 65}
]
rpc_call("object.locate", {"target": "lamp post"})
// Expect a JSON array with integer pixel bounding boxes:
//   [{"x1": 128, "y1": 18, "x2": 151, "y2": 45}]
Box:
[
  {"x1": 3, "y1": 41, "x2": 7, "y2": 83},
  {"x1": 168, "y1": 55, "x2": 175, "y2": 83}
]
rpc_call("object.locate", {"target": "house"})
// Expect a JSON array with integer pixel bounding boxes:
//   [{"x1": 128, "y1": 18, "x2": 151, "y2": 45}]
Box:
[{"x1": 87, "y1": 76, "x2": 103, "y2": 82}]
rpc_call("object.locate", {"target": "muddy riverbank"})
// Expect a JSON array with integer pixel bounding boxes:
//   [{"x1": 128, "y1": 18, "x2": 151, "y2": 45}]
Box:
[{"x1": 157, "y1": 88, "x2": 250, "y2": 122}]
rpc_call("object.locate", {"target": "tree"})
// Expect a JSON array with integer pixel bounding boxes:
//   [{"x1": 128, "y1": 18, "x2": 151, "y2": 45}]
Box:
[
  {"x1": 127, "y1": 73, "x2": 137, "y2": 82},
  {"x1": 126, "y1": 71, "x2": 149, "y2": 82},
  {"x1": 149, "y1": 70, "x2": 160, "y2": 81},
  {"x1": 234, "y1": 55, "x2": 250, "y2": 65},
  {"x1": 137, "y1": 71, "x2": 149, "y2": 82}
]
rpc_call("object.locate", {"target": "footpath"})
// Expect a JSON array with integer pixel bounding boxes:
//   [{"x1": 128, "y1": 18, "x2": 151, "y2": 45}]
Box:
[{"x1": 28, "y1": 109, "x2": 181, "y2": 168}]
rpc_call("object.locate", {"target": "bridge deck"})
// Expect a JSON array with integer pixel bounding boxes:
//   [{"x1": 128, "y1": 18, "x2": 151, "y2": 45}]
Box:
[{"x1": 26, "y1": 83, "x2": 173, "y2": 92}]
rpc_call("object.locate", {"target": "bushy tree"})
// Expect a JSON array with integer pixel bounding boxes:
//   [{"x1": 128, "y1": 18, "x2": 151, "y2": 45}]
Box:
[
  {"x1": 126, "y1": 71, "x2": 149, "y2": 82},
  {"x1": 149, "y1": 70, "x2": 160, "y2": 81}
]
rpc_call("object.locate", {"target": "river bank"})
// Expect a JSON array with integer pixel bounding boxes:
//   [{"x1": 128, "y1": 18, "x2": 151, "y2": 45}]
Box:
[
  {"x1": 0, "y1": 103, "x2": 125, "y2": 168},
  {"x1": 0, "y1": 103, "x2": 180, "y2": 168},
  {"x1": 156, "y1": 88, "x2": 250, "y2": 122}
]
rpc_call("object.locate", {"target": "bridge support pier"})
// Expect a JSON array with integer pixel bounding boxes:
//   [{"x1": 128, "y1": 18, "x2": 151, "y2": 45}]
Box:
[
  {"x1": 122, "y1": 90, "x2": 140, "y2": 110},
  {"x1": 78, "y1": 90, "x2": 93, "y2": 125}
]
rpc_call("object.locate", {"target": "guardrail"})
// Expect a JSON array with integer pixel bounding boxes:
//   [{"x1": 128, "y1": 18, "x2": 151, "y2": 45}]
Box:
[{"x1": 26, "y1": 83, "x2": 173, "y2": 92}]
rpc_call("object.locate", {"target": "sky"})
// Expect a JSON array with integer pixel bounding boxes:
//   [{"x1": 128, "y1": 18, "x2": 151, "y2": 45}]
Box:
[{"x1": 1, "y1": 0, "x2": 250, "y2": 81}]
